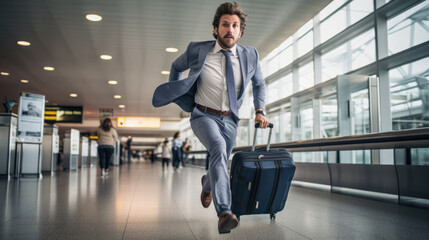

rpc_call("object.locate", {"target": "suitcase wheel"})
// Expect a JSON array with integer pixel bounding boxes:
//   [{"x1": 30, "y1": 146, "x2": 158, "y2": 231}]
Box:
[
  {"x1": 270, "y1": 213, "x2": 276, "y2": 220},
  {"x1": 237, "y1": 216, "x2": 240, "y2": 222}
]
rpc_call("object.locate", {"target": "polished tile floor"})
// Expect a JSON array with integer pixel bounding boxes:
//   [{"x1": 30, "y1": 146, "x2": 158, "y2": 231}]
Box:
[{"x1": 1, "y1": 161, "x2": 429, "y2": 240}]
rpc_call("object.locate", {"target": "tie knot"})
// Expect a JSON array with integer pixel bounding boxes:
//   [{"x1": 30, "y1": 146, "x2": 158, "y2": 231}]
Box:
[{"x1": 220, "y1": 49, "x2": 231, "y2": 57}]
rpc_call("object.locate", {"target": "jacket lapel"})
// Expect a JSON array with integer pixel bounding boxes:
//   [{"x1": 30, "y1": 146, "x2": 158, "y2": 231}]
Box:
[{"x1": 197, "y1": 41, "x2": 215, "y2": 70}]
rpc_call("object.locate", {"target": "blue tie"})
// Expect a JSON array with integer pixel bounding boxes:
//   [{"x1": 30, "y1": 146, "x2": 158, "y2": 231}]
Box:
[{"x1": 221, "y1": 49, "x2": 238, "y2": 117}]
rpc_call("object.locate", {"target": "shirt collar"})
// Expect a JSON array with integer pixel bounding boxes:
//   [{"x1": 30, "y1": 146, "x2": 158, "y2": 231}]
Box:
[{"x1": 212, "y1": 41, "x2": 238, "y2": 57}]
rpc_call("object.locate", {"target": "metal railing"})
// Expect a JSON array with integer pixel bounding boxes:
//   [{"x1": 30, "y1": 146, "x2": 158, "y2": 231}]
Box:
[
  {"x1": 187, "y1": 128, "x2": 429, "y2": 208},
  {"x1": 189, "y1": 127, "x2": 429, "y2": 154}
]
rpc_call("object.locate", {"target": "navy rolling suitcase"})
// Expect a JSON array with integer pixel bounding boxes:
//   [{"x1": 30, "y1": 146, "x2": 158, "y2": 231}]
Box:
[{"x1": 230, "y1": 123, "x2": 295, "y2": 220}]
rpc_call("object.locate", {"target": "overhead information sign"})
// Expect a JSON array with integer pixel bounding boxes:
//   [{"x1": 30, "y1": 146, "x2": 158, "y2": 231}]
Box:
[
  {"x1": 117, "y1": 117, "x2": 161, "y2": 128},
  {"x1": 44, "y1": 106, "x2": 83, "y2": 123},
  {"x1": 99, "y1": 108, "x2": 114, "y2": 118}
]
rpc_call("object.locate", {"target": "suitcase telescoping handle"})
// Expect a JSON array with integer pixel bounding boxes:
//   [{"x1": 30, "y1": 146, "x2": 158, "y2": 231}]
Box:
[{"x1": 252, "y1": 123, "x2": 274, "y2": 152}]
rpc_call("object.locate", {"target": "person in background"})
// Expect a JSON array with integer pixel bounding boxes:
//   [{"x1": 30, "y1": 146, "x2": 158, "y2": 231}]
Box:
[
  {"x1": 132, "y1": 150, "x2": 138, "y2": 160},
  {"x1": 161, "y1": 138, "x2": 172, "y2": 170},
  {"x1": 119, "y1": 143, "x2": 124, "y2": 165},
  {"x1": 150, "y1": 150, "x2": 156, "y2": 163},
  {"x1": 126, "y1": 136, "x2": 132, "y2": 163},
  {"x1": 97, "y1": 118, "x2": 118, "y2": 177},
  {"x1": 181, "y1": 138, "x2": 189, "y2": 167},
  {"x1": 172, "y1": 131, "x2": 183, "y2": 170}
]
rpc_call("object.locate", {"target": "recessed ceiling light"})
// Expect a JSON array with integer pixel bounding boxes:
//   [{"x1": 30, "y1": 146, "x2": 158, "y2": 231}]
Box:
[
  {"x1": 1, "y1": 72, "x2": 9, "y2": 76},
  {"x1": 86, "y1": 14, "x2": 102, "y2": 22},
  {"x1": 108, "y1": 80, "x2": 118, "y2": 85},
  {"x1": 44, "y1": 66, "x2": 55, "y2": 71},
  {"x1": 70, "y1": 93, "x2": 78, "y2": 97},
  {"x1": 21, "y1": 79, "x2": 29, "y2": 83},
  {"x1": 161, "y1": 71, "x2": 170, "y2": 75},
  {"x1": 165, "y1": 47, "x2": 178, "y2": 53},
  {"x1": 17, "y1": 41, "x2": 31, "y2": 46},
  {"x1": 100, "y1": 55, "x2": 112, "y2": 60},
  {"x1": 113, "y1": 95, "x2": 121, "y2": 99},
  {"x1": 118, "y1": 104, "x2": 125, "y2": 108}
]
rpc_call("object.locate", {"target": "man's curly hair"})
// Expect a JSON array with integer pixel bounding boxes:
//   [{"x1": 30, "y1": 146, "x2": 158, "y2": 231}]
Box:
[{"x1": 212, "y1": 2, "x2": 248, "y2": 39}]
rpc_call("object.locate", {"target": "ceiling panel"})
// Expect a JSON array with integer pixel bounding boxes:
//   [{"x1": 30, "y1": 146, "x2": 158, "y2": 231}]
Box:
[{"x1": 0, "y1": 0, "x2": 332, "y2": 137}]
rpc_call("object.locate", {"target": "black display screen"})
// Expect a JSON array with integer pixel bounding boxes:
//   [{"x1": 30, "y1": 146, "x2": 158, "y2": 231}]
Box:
[{"x1": 44, "y1": 106, "x2": 83, "y2": 123}]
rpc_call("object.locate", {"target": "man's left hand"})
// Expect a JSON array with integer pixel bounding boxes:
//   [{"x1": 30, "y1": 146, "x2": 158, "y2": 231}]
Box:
[{"x1": 255, "y1": 114, "x2": 269, "y2": 129}]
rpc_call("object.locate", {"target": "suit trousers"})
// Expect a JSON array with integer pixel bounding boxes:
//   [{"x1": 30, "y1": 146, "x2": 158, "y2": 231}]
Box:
[{"x1": 190, "y1": 107, "x2": 238, "y2": 216}]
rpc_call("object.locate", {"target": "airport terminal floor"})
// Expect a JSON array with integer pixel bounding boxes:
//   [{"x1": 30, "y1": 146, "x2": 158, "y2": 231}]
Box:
[{"x1": 1, "y1": 161, "x2": 429, "y2": 240}]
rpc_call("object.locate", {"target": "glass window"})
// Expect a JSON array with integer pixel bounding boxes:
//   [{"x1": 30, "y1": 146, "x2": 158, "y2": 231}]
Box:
[
  {"x1": 387, "y1": 2, "x2": 429, "y2": 55},
  {"x1": 321, "y1": 6, "x2": 347, "y2": 42},
  {"x1": 261, "y1": 50, "x2": 277, "y2": 77},
  {"x1": 298, "y1": 106, "x2": 313, "y2": 140},
  {"x1": 267, "y1": 80, "x2": 279, "y2": 104},
  {"x1": 351, "y1": 88, "x2": 370, "y2": 135},
  {"x1": 321, "y1": 44, "x2": 348, "y2": 81},
  {"x1": 266, "y1": 57, "x2": 278, "y2": 77},
  {"x1": 320, "y1": 0, "x2": 373, "y2": 43},
  {"x1": 297, "y1": 19, "x2": 313, "y2": 37},
  {"x1": 389, "y1": 57, "x2": 429, "y2": 130},
  {"x1": 376, "y1": 0, "x2": 391, "y2": 8},
  {"x1": 350, "y1": 29, "x2": 375, "y2": 69},
  {"x1": 270, "y1": 113, "x2": 281, "y2": 143},
  {"x1": 279, "y1": 73, "x2": 293, "y2": 99},
  {"x1": 340, "y1": 150, "x2": 371, "y2": 164},
  {"x1": 321, "y1": 29, "x2": 375, "y2": 82},
  {"x1": 280, "y1": 110, "x2": 292, "y2": 142},
  {"x1": 292, "y1": 105, "x2": 315, "y2": 162},
  {"x1": 261, "y1": 37, "x2": 292, "y2": 77},
  {"x1": 321, "y1": 95, "x2": 338, "y2": 138},
  {"x1": 297, "y1": 30, "x2": 313, "y2": 58},
  {"x1": 277, "y1": 46, "x2": 293, "y2": 69},
  {"x1": 267, "y1": 73, "x2": 292, "y2": 104},
  {"x1": 279, "y1": 37, "x2": 293, "y2": 49},
  {"x1": 411, "y1": 148, "x2": 429, "y2": 165},
  {"x1": 236, "y1": 121, "x2": 250, "y2": 147},
  {"x1": 338, "y1": 83, "x2": 371, "y2": 165},
  {"x1": 319, "y1": 0, "x2": 347, "y2": 20},
  {"x1": 298, "y1": 61, "x2": 314, "y2": 91},
  {"x1": 349, "y1": 0, "x2": 374, "y2": 24},
  {"x1": 293, "y1": 152, "x2": 319, "y2": 163}
]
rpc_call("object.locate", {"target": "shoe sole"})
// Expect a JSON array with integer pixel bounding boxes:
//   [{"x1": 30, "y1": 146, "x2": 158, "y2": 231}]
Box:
[{"x1": 218, "y1": 217, "x2": 238, "y2": 234}]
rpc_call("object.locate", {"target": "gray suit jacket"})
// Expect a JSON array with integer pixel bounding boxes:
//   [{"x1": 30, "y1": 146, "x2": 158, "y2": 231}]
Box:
[{"x1": 152, "y1": 40, "x2": 265, "y2": 118}]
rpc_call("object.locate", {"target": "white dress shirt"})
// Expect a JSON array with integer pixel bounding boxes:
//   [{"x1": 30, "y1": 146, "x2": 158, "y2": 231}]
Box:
[{"x1": 195, "y1": 41, "x2": 243, "y2": 111}]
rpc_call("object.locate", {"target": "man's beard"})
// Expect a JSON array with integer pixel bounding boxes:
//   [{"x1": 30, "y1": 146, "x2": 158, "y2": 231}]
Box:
[{"x1": 218, "y1": 35, "x2": 237, "y2": 49}]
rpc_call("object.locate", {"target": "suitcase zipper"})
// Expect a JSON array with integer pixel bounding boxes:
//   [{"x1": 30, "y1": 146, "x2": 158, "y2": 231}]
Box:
[
  {"x1": 247, "y1": 161, "x2": 262, "y2": 213},
  {"x1": 267, "y1": 160, "x2": 283, "y2": 213}
]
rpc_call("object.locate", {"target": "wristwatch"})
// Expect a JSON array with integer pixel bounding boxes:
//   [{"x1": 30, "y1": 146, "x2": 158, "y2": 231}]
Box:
[{"x1": 255, "y1": 109, "x2": 266, "y2": 116}]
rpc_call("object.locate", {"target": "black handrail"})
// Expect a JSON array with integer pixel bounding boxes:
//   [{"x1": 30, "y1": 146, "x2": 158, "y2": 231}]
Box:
[{"x1": 189, "y1": 127, "x2": 429, "y2": 154}]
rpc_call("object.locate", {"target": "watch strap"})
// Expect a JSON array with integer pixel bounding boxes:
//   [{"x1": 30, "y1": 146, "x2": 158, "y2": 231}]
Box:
[{"x1": 255, "y1": 110, "x2": 265, "y2": 116}]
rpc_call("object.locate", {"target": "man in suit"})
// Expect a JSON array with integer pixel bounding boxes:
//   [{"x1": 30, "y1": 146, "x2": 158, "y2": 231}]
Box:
[{"x1": 153, "y1": 2, "x2": 269, "y2": 234}]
